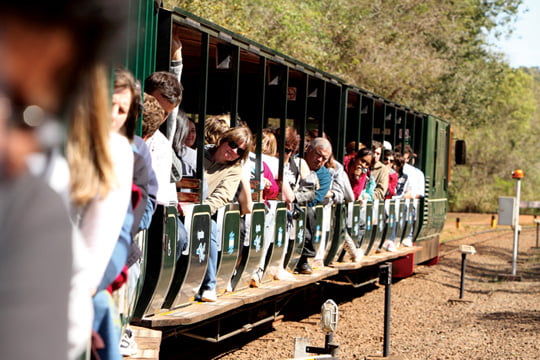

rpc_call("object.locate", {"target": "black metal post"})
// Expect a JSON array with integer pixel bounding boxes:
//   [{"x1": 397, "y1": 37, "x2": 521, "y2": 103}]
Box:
[
  {"x1": 459, "y1": 253, "x2": 467, "y2": 299},
  {"x1": 536, "y1": 222, "x2": 540, "y2": 247},
  {"x1": 379, "y1": 262, "x2": 392, "y2": 357},
  {"x1": 325, "y1": 333, "x2": 339, "y2": 358}
]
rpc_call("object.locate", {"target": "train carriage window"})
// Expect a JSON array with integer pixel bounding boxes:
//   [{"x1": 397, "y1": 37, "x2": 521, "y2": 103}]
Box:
[
  {"x1": 345, "y1": 91, "x2": 361, "y2": 151},
  {"x1": 360, "y1": 96, "x2": 374, "y2": 147},
  {"x1": 322, "y1": 81, "x2": 342, "y2": 158},
  {"x1": 372, "y1": 100, "x2": 385, "y2": 145}
]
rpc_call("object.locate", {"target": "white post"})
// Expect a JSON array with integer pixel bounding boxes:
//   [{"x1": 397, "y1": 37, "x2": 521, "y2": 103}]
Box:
[{"x1": 511, "y1": 178, "x2": 521, "y2": 276}]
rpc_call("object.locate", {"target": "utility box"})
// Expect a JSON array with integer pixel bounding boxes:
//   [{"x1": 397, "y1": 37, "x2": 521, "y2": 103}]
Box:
[{"x1": 498, "y1": 196, "x2": 515, "y2": 226}]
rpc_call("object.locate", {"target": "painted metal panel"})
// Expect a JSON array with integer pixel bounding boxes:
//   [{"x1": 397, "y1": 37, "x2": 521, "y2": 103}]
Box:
[
  {"x1": 215, "y1": 205, "x2": 241, "y2": 295},
  {"x1": 231, "y1": 202, "x2": 266, "y2": 291},
  {"x1": 263, "y1": 202, "x2": 288, "y2": 283},
  {"x1": 167, "y1": 204, "x2": 211, "y2": 309}
]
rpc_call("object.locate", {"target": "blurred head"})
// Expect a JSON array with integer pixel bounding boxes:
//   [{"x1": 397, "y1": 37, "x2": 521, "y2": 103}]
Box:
[
  {"x1": 393, "y1": 153, "x2": 406, "y2": 173},
  {"x1": 382, "y1": 149, "x2": 394, "y2": 168},
  {"x1": 305, "y1": 137, "x2": 332, "y2": 171},
  {"x1": 205, "y1": 115, "x2": 230, "y2": 145},
  {"x1": 111, "y1": 67, "x2": 140, "y2": 140},
  {"x1": 281, "y1": 126, "x2": 300, "y2": 162},
  {"x1": 0, "y1": 0, "x2": 127, "y2": 115},
  {"x1": 346, "y1": 141, "x2": 358, "y2": 155},
  {"x1": 262, "y1": 128, "x2": 277, "y2": 157},
  {"x1": 185, "y1": 118, "x2": 196, "y2": 148},
  {"x1": 141, "y1": 93, "x2": 166, "y2": 139},
  {"x1": 371, "y1": 141, "x2": 382, "y2": 163},
  {"x1": 213, "y1": 126, "x2": 252, "y2": 165},
  {"x1": 403, "y1": 144, "x2": 416, "y2": 165},
  {"x1": 354, "y1": 148, "x2": 373, "y2": 170},
  {"x1": 144, "y1": 71, "x2": 182, "y2": 119}
]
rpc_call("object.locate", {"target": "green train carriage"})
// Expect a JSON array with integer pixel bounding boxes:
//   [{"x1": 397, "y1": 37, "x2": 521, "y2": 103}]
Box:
[{"x1": 120, "y1": 0, "x2": 452, "y2": 340}]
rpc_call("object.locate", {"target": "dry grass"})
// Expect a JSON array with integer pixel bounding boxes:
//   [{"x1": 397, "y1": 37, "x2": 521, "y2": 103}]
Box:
[{"x1": 441, "y1": 212, "x2": 537, "y2": 243}]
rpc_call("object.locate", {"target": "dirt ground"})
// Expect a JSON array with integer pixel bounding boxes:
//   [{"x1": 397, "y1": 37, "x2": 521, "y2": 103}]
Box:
[{"x1": 211, "y1": 213, "x2": 540, "y2": 360}]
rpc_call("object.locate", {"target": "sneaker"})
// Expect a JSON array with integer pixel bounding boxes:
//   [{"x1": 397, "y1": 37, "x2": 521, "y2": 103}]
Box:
[
  {"x1": 382, "y1": 240, "x2": 397, "y2": 252},
  {"x1": 200, "y1": 289, "x2": 217, "y2": 302},
  {"x1": 355, "y1": 248, "x2": 364, "y2": 261},
  {"x1": 295, "y1": 261, "x2": 313, "y2": 275},
  {"x1": 401, "y1": 237, "x2": 413, "y2": 247},
  {"x1": 119, "y1": 328, "x2": 138, "y2": 356},
  {"x1": 250, "y1": 268, "x2": 263, "y2": 288},
  {"x1": 274, "y1": 268, "x2": 295, "y2": 281}
]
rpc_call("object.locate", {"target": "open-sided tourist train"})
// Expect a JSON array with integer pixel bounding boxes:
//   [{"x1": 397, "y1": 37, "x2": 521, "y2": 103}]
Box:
[{"x1": 123, "y1": 1, "x2": 452, "y2": 343}]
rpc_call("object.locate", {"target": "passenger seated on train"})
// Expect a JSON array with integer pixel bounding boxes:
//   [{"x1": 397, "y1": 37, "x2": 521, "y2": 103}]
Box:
[
  {"x1": 368, "y1": 142, "x2": 389, "y2": 201},
  {"x1": 343, "y1": 140, "x2": 365, "y2": 170},
  {"x1": 261, "y1": 128, "x2": 279, "y2": 179},
  {"x1": 111, "y1": 67, "x2": 158, "y2": 356},
  {"x1": 241, "y1": 126, "x2": 279, "y2": 203},
  {"x1": 144, "y1": 71, "x2": 184, "y2": 179},
  {"x1": 324, "y1": 153, "x2": 354, "y2": 205},
  {"x1": 383, "y1": 149, "x2": 398, "y2": 199},
  {"x1": 372, "y1": 140, "x2": 383, "y2": 164},
  {"x1": 401, "y1": 145, "x2": 425, "y2": 247},
  {"x1": 348, "y1": 148, "x2": 371, "y2": 201},
  {"x1": 263, "y1": 126, "x2": 313, "y2": 281},
  {"x1": 65, "y1": 65, "x2": 135, "y2": 360},
  {"x1": 392, "y1": 153, "x2": 410, "y2": 199},
  {"x1": 185, "y1": 117, "x2": 197, "y2": 149},
  {"x1": 172, "y1": 110, "x2": 197, "y2": 177},
  {"x1": 141, "y1": 94, "x2": 188, "y2": 257},
  {"x1": 323, "y1": 147, "x2": 362, "y2": 262},
  {"x1": 295, "y1": 137, "x2": 333, "y2": 274},
  {"x1": 235, "y1": 126, "x2": 279, "y2": 288},
  {"x1": 91, "y1": 67, "x2": 151, "y2": 359},
  {"x1": 197, "y1": 126, "x2": 252, "y2": 301},
  {"x1": 381, "y1": 149, "x2": 400, "y2": 252}
]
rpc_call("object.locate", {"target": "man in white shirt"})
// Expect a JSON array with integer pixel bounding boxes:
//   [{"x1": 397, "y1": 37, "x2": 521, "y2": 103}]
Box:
[{"x1": 401, "y1": 146, "x2": 425, "y2": 246}]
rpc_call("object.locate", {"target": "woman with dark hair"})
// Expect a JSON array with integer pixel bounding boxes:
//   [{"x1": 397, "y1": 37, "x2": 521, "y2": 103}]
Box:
[{"x1": 348, "y1": 148, "x2": 371, "y2": 201}]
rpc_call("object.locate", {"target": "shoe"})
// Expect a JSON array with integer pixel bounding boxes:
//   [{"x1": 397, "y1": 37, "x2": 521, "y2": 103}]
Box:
[
  {"x1": 382, "y1": 240, "x2": 397, "y2": 252},
  {"x1": 274, "y1": 268, "x2": 295, "y2": 281},
  {"x1": 200, "y1": 289, "x2": 217, "y2": 302},
  {"x1": 355, "y1": 248, "x2": 364, "y2": 261},
  {"x1": 119, "y1": 327, "x2": 138, "y2": 356},
  {"x1": 250, "y1": 268, "x2": 263, "y2": 288},
  {"x1": 401, "y1": 237, "x2": 413, "y2": 247},
  {"x1": 295, "y1": 261, "x2": 313, "y2": 275}
]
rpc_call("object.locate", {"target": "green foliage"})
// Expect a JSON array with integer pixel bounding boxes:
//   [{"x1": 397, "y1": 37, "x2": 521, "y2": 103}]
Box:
[{"x1": 165, "y1": 0, "x2": 538, "y2": 212}]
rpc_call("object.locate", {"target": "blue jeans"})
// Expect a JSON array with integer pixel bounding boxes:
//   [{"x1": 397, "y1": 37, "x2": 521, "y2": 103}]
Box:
[
  {"x1": 200, "y1": 220, "x2": 218, "y2": 292},
  {"x1": 92, "y1": 290, "x2": 122, "y2": 360}
]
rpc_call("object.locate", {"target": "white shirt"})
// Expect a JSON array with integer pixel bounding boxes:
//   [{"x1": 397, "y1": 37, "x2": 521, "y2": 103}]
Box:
[
  {"x1": 146, "y1": 130, "x2": 177, "y2": 205},
  {"x1": 403, "y1": 163, "x2": 425, "y2": 198},
  {"x1": 81, "y1": 132, "x2": 134, "y2": 291}
]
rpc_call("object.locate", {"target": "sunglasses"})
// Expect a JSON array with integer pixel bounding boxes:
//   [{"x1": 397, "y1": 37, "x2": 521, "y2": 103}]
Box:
[
  {"x1": 284, "y1": 147, "x2": 293, "y2": 154},
  {"x1": 227, "y1": 140, "x2": 245, "y2": 157},
  {"x1": 383, "y1": 157, "x2": 394, "y2": 163}
]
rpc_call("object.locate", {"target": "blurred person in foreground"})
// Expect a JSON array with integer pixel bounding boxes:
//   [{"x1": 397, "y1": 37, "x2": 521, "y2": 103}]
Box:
[{"x1": 0, "y1": 1, "x2": 128, "y2": 358}]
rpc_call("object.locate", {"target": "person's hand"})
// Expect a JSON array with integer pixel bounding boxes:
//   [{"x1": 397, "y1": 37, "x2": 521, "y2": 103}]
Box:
[
  {"x1": 171, "y1": 26, "x2": 183, "y2": 61},
  {"x1": 263, "y1": 178, "x2": 271, "y2": 189}
]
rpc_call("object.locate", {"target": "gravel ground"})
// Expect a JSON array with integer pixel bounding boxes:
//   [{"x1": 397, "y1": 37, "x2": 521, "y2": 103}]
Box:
[{"x1": 213, "y1": 215, "x2": 540, "y2": 360}]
